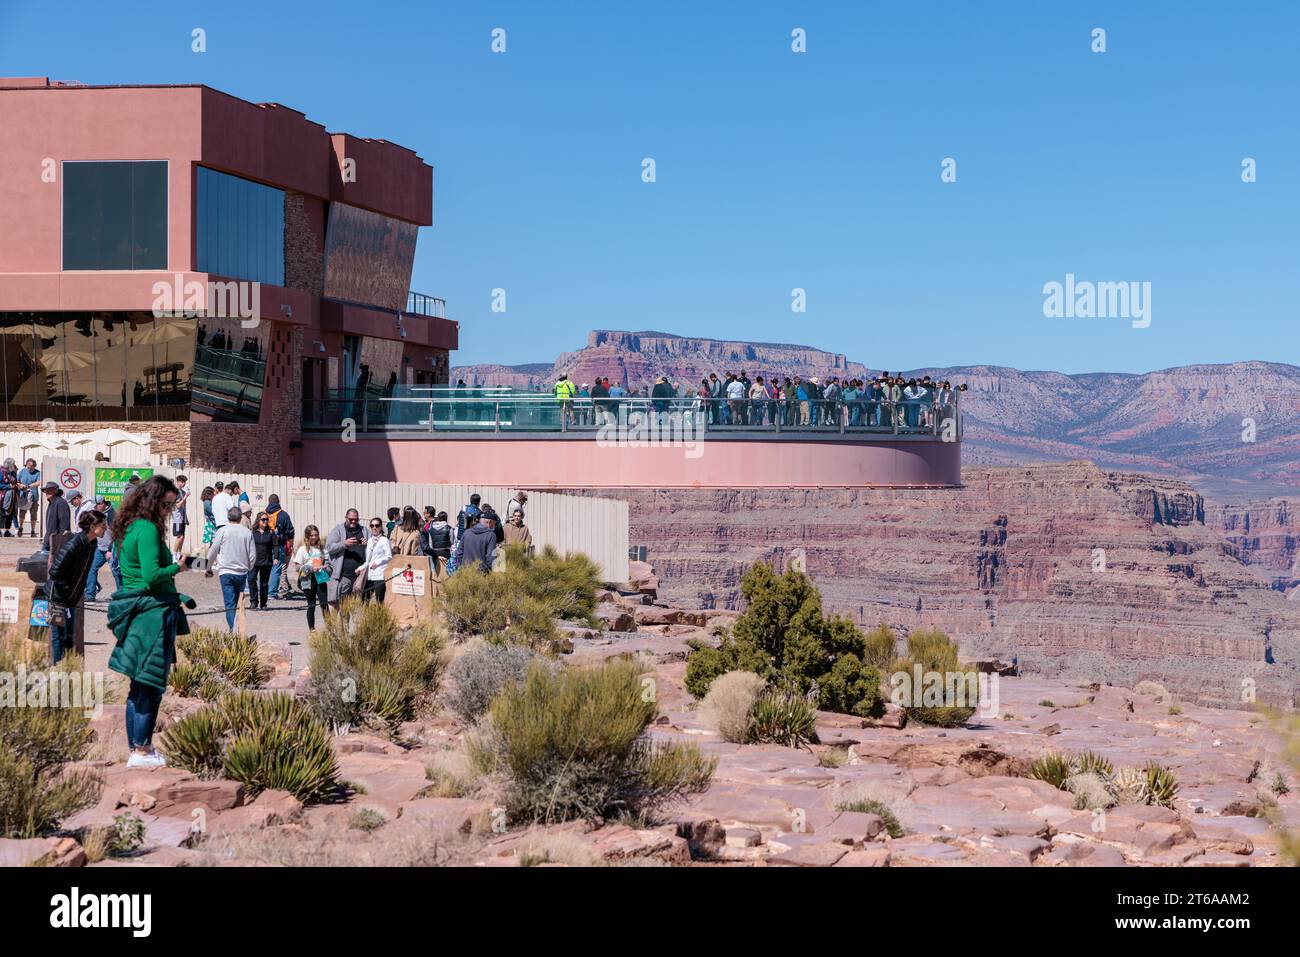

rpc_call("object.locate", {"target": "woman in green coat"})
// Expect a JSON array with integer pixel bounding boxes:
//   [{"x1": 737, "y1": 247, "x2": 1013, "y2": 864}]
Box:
[{"x1": 107, "y1": 476, "x2": 194, "y2": 769}]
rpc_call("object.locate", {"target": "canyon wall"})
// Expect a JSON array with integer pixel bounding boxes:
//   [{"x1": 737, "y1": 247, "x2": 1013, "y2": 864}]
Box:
[{"x1": 575, "y1": 462, "x2": 1300, "y2": 709}]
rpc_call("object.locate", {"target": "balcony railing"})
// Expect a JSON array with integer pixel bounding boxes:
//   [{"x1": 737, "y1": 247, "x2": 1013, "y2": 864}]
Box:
[
  {"x1": 302, "y1": 387, "x2": 962, "y2": 440},
  {"x1": 406, "y1": 292, "x2": 446, "y2": 318}
]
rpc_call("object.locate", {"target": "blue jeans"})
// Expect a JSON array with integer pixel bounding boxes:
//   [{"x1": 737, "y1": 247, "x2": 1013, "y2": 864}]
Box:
[
  {"x1": 50, "y1": 605, "x2": 75, "y2": 664},
  {"x1": 110, "y1": 550, "x2": 123, "y2": 593},
  {"x1": 85, "y1": 547, "x2": 109, "y2": 599},
  {"x1": 269, "y1": 555, "x2": 284, "y2": 596},
  {"x1": 219, "y1": 573, "x2": 246, "y2": 630},
  {"x1": 125, "y1": 681, "x2": 164, "y2": 750}
]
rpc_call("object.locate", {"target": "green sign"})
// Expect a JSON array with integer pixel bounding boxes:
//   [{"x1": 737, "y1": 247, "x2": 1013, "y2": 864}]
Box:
[{"x1": 94, "y1": 467, "x2": 155, "y2": 506}]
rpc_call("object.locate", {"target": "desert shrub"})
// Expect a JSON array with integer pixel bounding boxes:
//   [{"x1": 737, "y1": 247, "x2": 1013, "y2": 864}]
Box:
[
  {"x1": 818, "y1": 654, "x2": 885, "y2": 719},
  {"x1": 349, "y1": 808, "x2": 387, "y2": 832},
  {"x1": 1066, "y1": 772, "x2": 1113, "y2": 810},
  {"x1": 698, "y1": 670, "x2": 766, "y2": 743},
  {"x1": 505, "y1": 544, "x2": 602, "y2": 624},
  {"x1": 834, "y1": 795, "x2": 905, "y2": 838},
  {"x1": 890, "y1": 629, "x2": 978, "y2": 727},
  {"x1": 438, "y1": 546, "x2": 601, "y2": 648},
  {"x1": 1134, "y1": 680, "x2": 1170, "y2": 702},
  {"x1": 747, "y1": 685, "x2": 820, "y2": 748},
  {"x1": 1039, "y1": 699, "x2": 1056, "y2": 708},
  {"x1": 108, "y1": 812, "x2": 147, "y2": 854},
  {"x1": 0, "y1": 642, "x2": 102, "y2": 837},
  {"x1": 160, "y1": 691, "x2": 340, "y2": 803},
  {"x1": 170, "y1": 629, "x2": 270, "y2": 697},
  {"x1": 445, "y1": 640, "x2": 548, "y2": 724},
  {"x1": 420, "y1": 764, "x2": 478, "y2": 798},
  {"x1": 817, "y1": 748, "x2": 848, "y2": 768},
  {"x1": 861, "y1": 624, "x2": 898, "y2": 670},
  {"x1": 1167, "y1": 703, "x2": 1182, "y2": 715},
  {"x1": 468, "y1": 659, "x2": 715, "y2": 825},
  {"x1": 1272, "y1": 772, "x2": 1290, "y2": 797},
  {"x1": 308, "y1": 598, "x2": 446, "y2": 734},
  {"x1": 1029, "y1": 751, "x2": 1074, "y2": 790},
  {"x1": 682, "y1": 563, "x2": 885, "y2": 718}
]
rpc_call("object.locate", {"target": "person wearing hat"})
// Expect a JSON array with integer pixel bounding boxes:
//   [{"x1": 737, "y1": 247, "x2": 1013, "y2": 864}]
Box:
[
  {"x1": 42, "y1": 481, "x2": 71, "y2": 557},
  {"x1": 70, "y1": 491, "x2": 96, "y2": 526}
]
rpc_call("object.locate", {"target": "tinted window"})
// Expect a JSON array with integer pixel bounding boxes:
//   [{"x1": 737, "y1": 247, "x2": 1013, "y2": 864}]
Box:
[
  {"x1": 63, "y1": 162, "x2": 168, "y2": 270},
  {"x1": 196, "y1": 167, "x2": 285, "y2": 286},
  {"x1": 0, "y1": 312, "x2": 193, "y2": 422}
]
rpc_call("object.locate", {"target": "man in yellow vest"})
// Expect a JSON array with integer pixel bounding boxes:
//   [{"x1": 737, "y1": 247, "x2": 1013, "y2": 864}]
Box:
[{"x1": 554, "y1": 373, "x2": 577, "y2": 427}]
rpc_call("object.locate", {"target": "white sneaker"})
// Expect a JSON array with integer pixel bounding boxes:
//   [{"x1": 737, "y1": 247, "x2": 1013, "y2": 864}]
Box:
[{"x1": 126, "y1": 750, "x2": 167, "y2": 769}]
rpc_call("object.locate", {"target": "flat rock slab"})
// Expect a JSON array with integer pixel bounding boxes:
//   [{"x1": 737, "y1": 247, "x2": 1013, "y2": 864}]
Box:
[{"x1": 768, "y1": 842, "x2": 850, "y2": 867}]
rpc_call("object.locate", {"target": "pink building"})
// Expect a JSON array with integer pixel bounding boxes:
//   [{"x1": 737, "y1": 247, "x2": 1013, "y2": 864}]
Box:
[{"x1": 0, "y1": 78, "x2": 959, "y2": 488}]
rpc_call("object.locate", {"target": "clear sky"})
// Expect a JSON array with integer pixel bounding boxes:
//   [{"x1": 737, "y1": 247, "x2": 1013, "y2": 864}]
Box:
[{"x1": 3, "y1": 0, "x2": 1296, "y2": 373}]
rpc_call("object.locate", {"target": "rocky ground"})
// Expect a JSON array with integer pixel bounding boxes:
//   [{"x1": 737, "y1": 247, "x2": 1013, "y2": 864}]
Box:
[{"x1": 1, "y1": 542, "x2": 1296, "y2": 869}]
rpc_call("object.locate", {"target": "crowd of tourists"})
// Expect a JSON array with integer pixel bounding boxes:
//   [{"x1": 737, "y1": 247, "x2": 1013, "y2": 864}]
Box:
[
  {"x1": 30, "y1": 462, "x2": 538, "y2": 770},
  {"x1": 551, "y1": 371, "x2": 967, "y2": 429}
]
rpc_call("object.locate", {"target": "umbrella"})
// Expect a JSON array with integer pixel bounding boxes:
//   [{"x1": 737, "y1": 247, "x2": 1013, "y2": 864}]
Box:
[{"x1": 134, "y1": 319, "x2": 195, "y2": 346}]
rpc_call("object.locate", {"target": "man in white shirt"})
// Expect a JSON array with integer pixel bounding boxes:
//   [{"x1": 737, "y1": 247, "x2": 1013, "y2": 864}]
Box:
[
  {"x1": 212, "y1": 483, "x2": 235, "y2": 529},
  {"x1": 207, "y1": 507, "x2": 256, "y2": 631}
]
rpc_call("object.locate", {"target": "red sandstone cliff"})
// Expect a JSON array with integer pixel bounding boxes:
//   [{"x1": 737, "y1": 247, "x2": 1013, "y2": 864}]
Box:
[{"x1": 582, "y1": 462, "x2": 1300, "y2": 710}]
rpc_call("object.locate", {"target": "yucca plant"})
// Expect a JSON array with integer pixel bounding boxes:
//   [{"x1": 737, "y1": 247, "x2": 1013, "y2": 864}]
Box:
[
  {"x1": 747, "y1": 685, "x2": 820, "y2": 748},
  {"x1": 158, "y1": 707, "x2": 226, "y2": 778},
  {"x1": 1143, "y1": 762, "x2": 1180, "y2": 809},
  {"x1": 170, "y1": 628, "x2": 271, "y2": 698},
  {"x1": 160, "y1": 691, "x2": 340, "y2": 803},
  {"x1": 308, "y1": 598, "x2": 446, "y2": 735},
  {"x1": 1110, "y1": 766, "x2": 1145, "y2": 805},
  {"x1": 1029, "y1": 751, "x2": 1074, "y2": 790},
  {"x1": 1072, "y1": 750, "x2": 1114, "y2": 779}
]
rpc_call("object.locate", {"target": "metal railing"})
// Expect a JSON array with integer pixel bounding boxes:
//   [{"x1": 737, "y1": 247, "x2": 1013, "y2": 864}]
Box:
[
  {"x1": 302, "y1": 388, "x2": 961, "y2": 440},
  {"x1": 406, "y1": 292, "x2": 447, "y2": 318}
]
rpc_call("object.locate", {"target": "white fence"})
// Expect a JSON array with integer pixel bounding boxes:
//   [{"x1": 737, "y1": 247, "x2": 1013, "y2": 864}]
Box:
[{"x1": 38, "y1": 457, "x2": 630, "y2": 582}]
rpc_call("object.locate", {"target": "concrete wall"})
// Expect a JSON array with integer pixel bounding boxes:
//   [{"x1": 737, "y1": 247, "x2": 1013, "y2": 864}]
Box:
[{"x1": 294, "y1": 435, "x2": 963, "y2": 489}]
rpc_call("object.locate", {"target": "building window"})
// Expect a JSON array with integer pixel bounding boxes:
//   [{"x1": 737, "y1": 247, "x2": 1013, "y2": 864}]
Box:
[
  {"x1": 196, "y1": 167, "x2": 285, "y2": 287},
  {"x1": 62, "y1": 161, "x2": 168, "y2": 270},
  {"x1": 190, "y1": 315, "x2": 268, "y2": 423},
  {"x1": 0, "y1": 312, "x2": 193, "y2": 422}
]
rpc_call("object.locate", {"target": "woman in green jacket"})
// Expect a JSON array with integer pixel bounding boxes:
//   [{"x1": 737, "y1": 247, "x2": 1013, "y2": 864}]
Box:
[{"x1": 107, "y1": 476, "x2": 193, "y2": 769}]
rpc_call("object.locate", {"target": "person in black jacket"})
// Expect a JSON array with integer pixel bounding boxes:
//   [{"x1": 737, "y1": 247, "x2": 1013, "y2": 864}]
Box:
[
  {"x1": 47, "y1": 509, "x2": 108, "y2": 663},
  {"x1": 42, "y1": 482, "x2": 72, "y2": 557},
  {"x1": 250, "y1": 512, "x2": 277, "y2": 610}
]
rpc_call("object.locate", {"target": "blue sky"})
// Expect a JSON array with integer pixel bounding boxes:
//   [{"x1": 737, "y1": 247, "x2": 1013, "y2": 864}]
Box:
[{"x1": 3, "y1": 0, "x2": 1296, "y2": 373}]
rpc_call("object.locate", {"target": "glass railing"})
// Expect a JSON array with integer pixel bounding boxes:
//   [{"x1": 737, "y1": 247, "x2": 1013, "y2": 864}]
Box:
[
  {"x1": 302, "y1": 386, "x2": 962, "y2": 439},
  {"x1": 406, "y1": 292, "x2": 446, "y2": 318}
]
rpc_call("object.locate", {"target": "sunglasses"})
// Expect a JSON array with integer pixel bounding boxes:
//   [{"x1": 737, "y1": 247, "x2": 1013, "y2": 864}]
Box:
[{"x1": 369, "y1": 523, "x2": 383, "y2": 528}]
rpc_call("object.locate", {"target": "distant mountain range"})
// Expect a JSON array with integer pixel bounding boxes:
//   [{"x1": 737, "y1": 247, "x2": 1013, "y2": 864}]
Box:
[{"x1": 453, "y1": 331, "x2": 1300, "y2": 498}]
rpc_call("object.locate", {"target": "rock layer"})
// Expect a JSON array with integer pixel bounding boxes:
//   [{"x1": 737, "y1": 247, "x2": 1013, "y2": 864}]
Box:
[{"x1": 579, "y1": 462, "x2": 1300, "y2": 709}]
